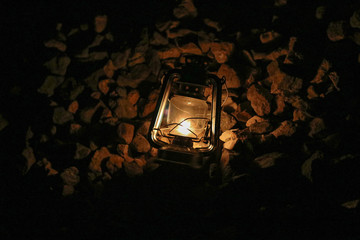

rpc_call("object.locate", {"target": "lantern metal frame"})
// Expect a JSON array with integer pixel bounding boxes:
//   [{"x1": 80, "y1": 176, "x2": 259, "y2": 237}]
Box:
[{"x1": 149, "y1": 56, "x2": 223, "y2": 169}]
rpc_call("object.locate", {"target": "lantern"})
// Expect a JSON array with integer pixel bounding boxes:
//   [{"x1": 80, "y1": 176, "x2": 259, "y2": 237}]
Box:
[{"x1": 149, "y1": 56, "x2": 223, "y2": 168}]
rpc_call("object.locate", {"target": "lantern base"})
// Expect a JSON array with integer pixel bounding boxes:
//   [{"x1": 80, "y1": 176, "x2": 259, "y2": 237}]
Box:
[{"x1": 156, "y1": 146, "x2": 208, "y2": 169}]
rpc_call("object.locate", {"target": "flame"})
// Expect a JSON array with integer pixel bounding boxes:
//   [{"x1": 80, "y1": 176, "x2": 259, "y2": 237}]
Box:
[{"x1": 177, "y1": 121, "x2": 192, "y2": 136}]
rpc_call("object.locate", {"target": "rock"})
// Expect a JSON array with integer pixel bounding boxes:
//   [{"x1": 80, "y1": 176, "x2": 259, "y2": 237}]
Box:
[
  {"x1": 53, "y1": 107, "x2": 74, "y2": 125},
  {"x1": 98, "y1": 79, "x2": 111, "y2": 95},
  {"x1": 219, "y1": 130, "x2": 238, "y2": 150},
  {"x1": 351, "y1": 31, "x2": 360, "y2": 45},
  {"x1": 217, "y1": 64, "x2": 241, "y2": 89},
  {"x1": 61, "y1": 166, "x2": 80, "y2": 186},
  {"x1": 62, "y1": 185, "x2": 75, "y2": 196},
  {"x1": 249, "y1": 121, "x2": 273, "y2": 134},
  {"x1": 308, "y1": 118, "x2": 326, "y2": 138},
  {"x1": 156, "y1": 20, "x2": 180, "y2": 32},
  {"x1": 115, "y1": 87, "x2": 127, "y2": 98},
  {"x1": 38, "y1": 75, "x2": 64, "y2": 97},
  {"x1": 203, "y1": 18, "x2": 222, "y2": 32},
  {"x1": 327, "y1": 21, "x2": 347, "y2": 42},
  {"x1": 271, "y1": 74, "x2": 303, "y2": 95},
  {"x1": 42, "y1": 158, "x2": 58, "y2": 176},
  {"x1": 70, "y1": 85, "x2": 85, "y2": 101},
  {"x1": 68, "y1": 100, "x2": 79, "y2": 114},
  {"x1": 287, "y1": 96, "x2": 309, "y2": 111},
  {"x1": 293, "y1": 109, "x2": 311, "y2": 122},
  {"x1": 75, "y1": 34, "x2": 109, "y2": 61},
  {"x1": 103, "y1": 60, "x2": 117, "y2": 78},
  {"x1": 74, "y1": 143, "x2": 91, "y2": 160},
  {"x1": 89, "y1": 147, "x2": 111, "y2": 172},
  {"x1": 315, "y1": 6, "x2": 326, "y2": 20},
  {"x1": 260, "y1": 31, "x2": 280, "y2": 44},
  {"x1": 307, "y1": 85, "x2": 320, "y2": 99},
  {"x1": 123, "y1": 161, "x2": 143, "y2": 177},
  {"x1": 134, "y1": 155, "x2": 147, "y2": 168},
  {"x1": 149, "y1": 147, "x2": 158, "y2": 157},
  {"x1": 341, "y1": 199, "x2": 359, "y2": 209},
  {"x1": 70, "y1": 123, "x2": 82, "y2": 135},
  {"x1": 246, "y1": 116, "x2": 265, "y2": 127},
  {"x1": 247, "y1": 84, "x2": 273, "y2": 116},
  {"x1": 44, "y1": 39, "x2": 67, "y2": 52},
  {"x1": 136, "y1": 121, "x2": 151, "y2": 136},
  {"x1": 106, "y1": 154, "x2": 124, "y2": 174},
  {"x1": 139, "y1": 89, "x2": 159, "y2": 118},
  {"x1": 79, "y1": 102, "x2": 102, "y2": 124},
  {"x1": 150, "y1": 31, "x2": 169, "y2": 46},
  {"x1": 94, "y1": 15, "x2": 107, "y2": 33},
  {"x1": 197, "y1": 31, "x2": 216, "y2": 53},
  {"x1": 301, "y1": 151, "x2": 324, "y2": 182},
  {"x1": 91, "y1": 91, "x2": 102, "y2": 100},
  {"x1": 311, "y1": 59, "x2": 331, "y2": 84},
  {"x1": 173, "y1": 0, "x2": 198, "y2": 19},
  {"x1": 157, "y1": 45, "x2": 182, "y2": 59},
  {"x1": 178, "y1": 42, "x2": 202, "y2": 55},
  {"x1": 328, "y1": 71, "x2": 340, "y2": 91},
  {"x1": 84, "y1": 69, "x2": 105, "y2": 91},
  {"x1": 210, "y1": 42, "x2": 234, "y2": 64},
  {"x1": 251, "y1": 48, "x2": 288, "y2": 61},
  {"x1": 0, "y1": 114, "x2": 9, "y2": 131},
  {"x1": 114, "y1": 98, "x2": 137, "y2": 119},
  {"x1": 274, "y1": 0, "x2": 287, "y2": 7},
  {"x1": 117, "y1": 64, "x2": 151, "y2": 88},
  {"x1": 271, "y1": 120, "x2": 296, "y2": 138},
  {"x1": 273, "y1": 95, "x2": 286, "y2": 115},
  {"x1": 44, "y1": 55, "x2": 71, "y2": 76},
  {"x1": 254, "y1": 152, "x2": 285, "y2": 168},
  {"x1": 22, "y1": 146, "x2": 36, "y2": 173},
  {"x1": 131, "y1": 134, "x2": 151, "y2": 153},
  {"x1": 220, "y1": 111, "x2": 237, "y2": 132},
  {"x1": 350, "y1": 9, "x2": 360, "y2": 29},
  {"x1": 111, "y1": 49, "x2": 131, "y2": 70},
  {"x1": 233, "y1": 109, "x2": 253, "y2": 123},
  {"x1": 117, "y1": 122, "x2": 135, "y2": 144},
  {"x1": 127, "y1": 89, "x2": 140, "y2": 105},
  {"x1": 147, "y1": 49, "x2": 162, "y2": 77},
  {"x1": 284, "y1": 37, "x2": 303, "y2": 64},
  {"x1": 117, "y1": 144, "x2": 129, "y2": 157}
]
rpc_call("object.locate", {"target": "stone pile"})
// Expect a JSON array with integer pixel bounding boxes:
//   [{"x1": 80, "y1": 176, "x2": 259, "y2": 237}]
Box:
[{"x1": 3, "y1": 0, "x2": 360, "y2": 209}]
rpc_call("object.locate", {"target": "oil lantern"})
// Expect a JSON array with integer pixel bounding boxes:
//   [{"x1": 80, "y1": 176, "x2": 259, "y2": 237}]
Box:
[{"x1": 149, "y1": 56, "x2": 223, "y2": 168}]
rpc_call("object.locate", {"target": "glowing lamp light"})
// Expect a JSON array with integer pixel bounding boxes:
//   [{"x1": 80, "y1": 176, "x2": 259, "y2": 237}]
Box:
[{"x1": 149, "y1": 56, "x2": 223, "y2": 168}]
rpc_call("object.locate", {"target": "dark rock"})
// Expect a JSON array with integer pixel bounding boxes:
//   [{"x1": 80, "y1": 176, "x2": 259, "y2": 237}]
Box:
[
  {"x1": 43, "y1": 55, "x2": 71, "y2": 76},
  {"x1": 131, "y1": 134, "x2": 151, "y2": 153},
  {"x1": 173, "y1": 0, "x2": 198, "y2": 19},
  {"x1": 301, "y1": 150, "x2": 324, "y2": 182},
  {"x1": 249, "y1": 120, "x2": 273, "y2": 134},
  {"x1": 74, "y1": 143, "x2": 91, "y2": 160},
  {"x1": 254, "y1": 152, "x2": 285, "y2": 168},
  {"x1": 271, "y1": 120, "x2": 296, "y2": 138},
  {"x1": 247, "y1": 84, "x2": 273, "y2": 116},
  {"x1": 89, "y1": 147, "x2": 111, "y2": 173},
  {"x1": 123, "y1": 161, "x2": 143, "y2": 177},
  {"x1": 308, "y1": 117, "x2": 326, "y2": 138},
  {"x1": 38, "y1": 75, "x2": 65, "y2": 97},
  {"x1": 220, "y1": 111, "x2": 237, "y2": 132},
  {"x1": 53, "y1": 107, "x2": 74, "y2": 125},
  {"x1": 114, "y1": 98, "x2": 137, "y2": 119},
  {"x1": 117, "y1": 122, "x2": 135, "y2": 144},
  {"x1": 116, "y1": 64, "x2": 152, "y2": 88}
]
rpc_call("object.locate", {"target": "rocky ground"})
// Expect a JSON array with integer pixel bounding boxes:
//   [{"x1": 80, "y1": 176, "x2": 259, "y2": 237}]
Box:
[{"x1": 1, "y1": 0, "x2": 360, "y2": 239}]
